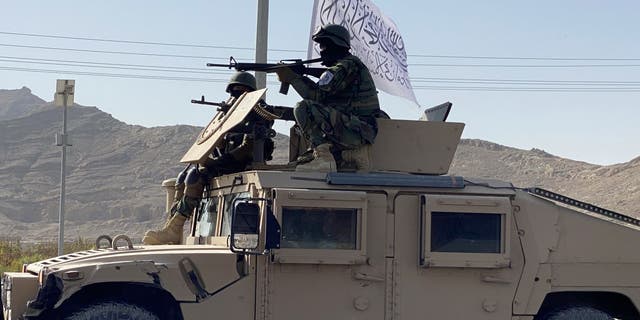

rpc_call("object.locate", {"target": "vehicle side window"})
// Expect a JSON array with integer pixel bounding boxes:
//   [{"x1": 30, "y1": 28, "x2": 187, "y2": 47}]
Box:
[
  {"x1": 421, "y1": 194, "x2": 512, "y2": 268},
  {"x1": 281, "y1": 207, "x2": 358, "y2": 250},
  {"x1": 221, "y1": 192, "x2": 250, "y2": 236},
  {"x1": 431, "y1": 212, "x2": 501, "y2": 253},
  {"x1": 272, "y1": 188, "x2": 368, "y2": 265}
]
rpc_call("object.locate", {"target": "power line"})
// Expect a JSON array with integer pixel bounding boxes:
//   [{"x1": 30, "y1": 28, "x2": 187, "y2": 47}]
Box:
[
  {"x1": 0, "y1": 55, "x2": 218, "y2": 72},
  {"x1": 412, "y1": 85, "x2": 640, "y2": 92},
  {"x1": 407, "y1": 53, "x2": 640, "y2": 61},
  {"x1": 0, "y1": 43, "x2": 252, "y2": 60},
  {"x1": 0, "y1": 65, "x2": 303, "y2": 89},
  {"x1": 0, "y1": 66, "x2": 229, "y2": 82},
  {"x1": 411, "y1": 79, "x2": 640, "y2": 86},
  {"x1": 4, "y1": 65, "x2": 640, "y2": 92},
  {"x1": 411, "y1": 76, "x2": 640, "y2": 85},
  {"x1": 0, "y1": 57, "x2": 233, "y2": 75},
  {"x1": 6, "y1": 56, "x2": 640, "y2": 85},
  {"x1": 410, "y1": 62, "x2": 640, "y2": 68},
  {"x1": 4, "y1": 42, "x2": 640, "y2": 68},
  {"x1": 0, "y1": 65, "x2": 279, "y2": 85},
  {"x1": 4, "y1": 30, "x2": 640, "y2": 61},
  {"x1": 0, "y1": 31, "x2": 305, "y2": 53}
]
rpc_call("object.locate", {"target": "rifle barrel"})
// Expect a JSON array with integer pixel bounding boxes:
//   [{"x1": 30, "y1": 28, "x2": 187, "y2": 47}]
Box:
[
  {"x1": 206, "y1": 63, "x2": 232, "y2": 68},
  {"x1": 206, "y1": 57, "x2": 323, "y2": 69},
  {"x1": 297, "y1": 57, "x2": 323, "y2": 64},
  {"x1": 190, "y1": 99, "x2": 225, "y2": 107}
]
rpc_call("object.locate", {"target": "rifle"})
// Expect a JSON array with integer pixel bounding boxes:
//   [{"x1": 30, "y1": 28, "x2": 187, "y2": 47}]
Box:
[
  {"x1": 191, "y1": 95, "x2": 296, "y2": 121},
  {"x1": 207, "y1": 56, "x2": 326, "y2": 95},
  {"x1": 191, "y1": 95, "x2": 232, "y2": 112}
]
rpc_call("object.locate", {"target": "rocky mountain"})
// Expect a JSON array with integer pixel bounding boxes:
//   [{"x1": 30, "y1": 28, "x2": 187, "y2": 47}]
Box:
[
  {"x1": 0, "y1": 87, "x2": 49, "y2": 120},
  {"x1": 450, "y1": 139, "x2": 639, "y2": 216},
  {"x1": 0, "y1": 87, "x2": 637, "y2": 242},
  {"x1": 0, "y1": 88, "x2": 288, "y2": 241}
]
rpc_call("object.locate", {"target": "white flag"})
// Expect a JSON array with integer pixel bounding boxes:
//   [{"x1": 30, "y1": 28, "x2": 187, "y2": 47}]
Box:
[{"x1": 308, "y1": 0, "x2": 418, "y2": 104}]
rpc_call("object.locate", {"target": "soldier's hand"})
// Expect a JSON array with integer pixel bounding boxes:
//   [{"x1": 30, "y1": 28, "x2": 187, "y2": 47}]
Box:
[{"x1": 276, "y1": 67, "x2": 299, "y2": 83}]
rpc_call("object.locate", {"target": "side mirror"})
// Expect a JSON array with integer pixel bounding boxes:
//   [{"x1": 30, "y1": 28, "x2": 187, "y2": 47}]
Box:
[{"x1": 231, "y1": 202, "x2": 260, "y2": 253}]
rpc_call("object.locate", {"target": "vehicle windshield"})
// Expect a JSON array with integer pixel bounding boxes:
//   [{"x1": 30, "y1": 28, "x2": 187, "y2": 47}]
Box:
[
  {"x1": 221, "y1": 192, "x2": 251, "y2": 237},
  {"x1": 195, "y1": 196, "x2": 219, "y2": 237}
]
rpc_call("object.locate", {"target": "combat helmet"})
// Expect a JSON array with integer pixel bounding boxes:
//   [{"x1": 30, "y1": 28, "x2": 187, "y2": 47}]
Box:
[
  {"x1": 226, "y1": 71, "x2": 257, "y2": 93},
  {"x1": 312, "y1": 24, "x2": 350, "y2": 49}
]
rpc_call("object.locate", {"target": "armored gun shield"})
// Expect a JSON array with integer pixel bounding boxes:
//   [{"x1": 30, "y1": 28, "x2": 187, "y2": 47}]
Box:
[{"x1": 180, "y1": 88, "x2": 267, "y2": 163}]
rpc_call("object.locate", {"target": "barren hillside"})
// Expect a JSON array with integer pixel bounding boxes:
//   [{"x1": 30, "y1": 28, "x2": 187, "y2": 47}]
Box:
[
  {"x1": 0, "y1": 88, "x2": 637, "y2": 241},
  {"x1": 451, "y1": 139, "x2": 639, "y2": 215},
  {"x1": 0, "y1": 88, "x2": 287, "y2": 241}
]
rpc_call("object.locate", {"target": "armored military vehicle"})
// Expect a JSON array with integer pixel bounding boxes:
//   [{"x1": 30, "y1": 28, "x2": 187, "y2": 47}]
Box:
[{"x1": 3, "y1": 89, "x2": 640, "y2": 319}]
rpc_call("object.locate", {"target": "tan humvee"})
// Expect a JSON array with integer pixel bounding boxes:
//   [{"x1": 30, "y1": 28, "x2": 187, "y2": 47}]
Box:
[{"x1": 3, "y1": 91, "x2": 640, "y2": 320}]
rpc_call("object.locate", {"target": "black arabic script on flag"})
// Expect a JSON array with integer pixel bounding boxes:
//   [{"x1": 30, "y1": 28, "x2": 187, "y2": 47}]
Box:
[{"x1": 311, "y1": 0, "x2": 417, "y2": 102}]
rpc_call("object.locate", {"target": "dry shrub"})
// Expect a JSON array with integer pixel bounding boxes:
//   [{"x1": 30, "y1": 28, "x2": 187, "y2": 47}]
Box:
[{"x1": 0, "y1": 237, "x2": 94, "y2": 274}]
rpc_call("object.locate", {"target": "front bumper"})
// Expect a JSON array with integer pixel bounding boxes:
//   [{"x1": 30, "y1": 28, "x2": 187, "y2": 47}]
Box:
[{"x1": 2, "y1": 272, "x2": 39, "y2": 320}]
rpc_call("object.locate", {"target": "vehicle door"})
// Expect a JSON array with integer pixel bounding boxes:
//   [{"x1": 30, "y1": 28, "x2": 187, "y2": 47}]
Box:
[
  {"x1": 393, "y1": 193, "x2": 525, "y2": 319},
  {"x1": 263, "y1": 188, "x2": 387, "y2": 320},
  {"x1": 182, "y1": 189, "x2": 257, "y2": 320}
]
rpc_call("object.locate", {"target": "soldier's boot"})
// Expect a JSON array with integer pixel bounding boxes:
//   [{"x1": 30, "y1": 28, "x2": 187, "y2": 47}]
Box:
[
  {"x1": 143, "y1": 167, "x2": 205, "y2": 245},
  {"x1": 296, "y1": 143, "x2": 337, "y2": 172},
  {"x1": 142, "y1": 214, "x2": 187, "y2": 245},
  {"x1": 342, "y1": 144, "x2": 372, "y2": 172}
]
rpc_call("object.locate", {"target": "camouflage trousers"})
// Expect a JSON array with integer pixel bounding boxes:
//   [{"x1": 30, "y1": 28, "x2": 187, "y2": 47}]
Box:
[
  {"x1": 172, "y1": 133, "x2": 272, "y2": 219},
  {"x1": 173, "y1": 194, "x2": 200, "y2": 219},
  {"x1": 294, "y1": 99, "x2": 377, "y2": 150},
  {"x1": 172, "y1": 157, "x2": 234, "y2": 219}
]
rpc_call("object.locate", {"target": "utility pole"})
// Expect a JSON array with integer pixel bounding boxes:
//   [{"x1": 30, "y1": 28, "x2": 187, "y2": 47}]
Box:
[
  {"x1": 255, "y1": 0, "x2": 269, "y2": 89},
  {"x1": 54, "y1": 79, "x2": 75, "y2": 256}
]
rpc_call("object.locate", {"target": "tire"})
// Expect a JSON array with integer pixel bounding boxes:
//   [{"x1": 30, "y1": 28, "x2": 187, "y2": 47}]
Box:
[
  {"x1": 62, "y1": 301, "x2": 160, "y2": 320},
  {"x1": 542, "y1": 305, "x2": 613, "y2": 320}
]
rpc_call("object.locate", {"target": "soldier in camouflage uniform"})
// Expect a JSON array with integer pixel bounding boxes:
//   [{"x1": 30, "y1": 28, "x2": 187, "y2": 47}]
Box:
[
  {"x1": 276, "y1": 24, "x2": 380, "y2": 172},
  {"x1": 143, "y1": 72, "x2": 274, "y2": 245}
]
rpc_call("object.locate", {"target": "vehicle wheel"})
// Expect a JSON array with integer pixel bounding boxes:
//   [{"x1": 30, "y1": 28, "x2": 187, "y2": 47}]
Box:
[
  {"x1": 541, "y1": 305, "x2": 613, "y2": 320},
  {"x1": 62, "y1": 301, "x2": 160, "y2": 320}
]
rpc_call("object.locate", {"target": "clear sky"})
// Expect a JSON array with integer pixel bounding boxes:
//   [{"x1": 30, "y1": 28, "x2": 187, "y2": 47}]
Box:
[{"x1": 1, "y1": 1, "x2": 639, "y2": 165}]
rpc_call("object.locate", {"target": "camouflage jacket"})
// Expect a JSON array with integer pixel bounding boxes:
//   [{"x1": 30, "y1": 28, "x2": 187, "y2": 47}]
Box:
[{"x1": 290, "y1": 54, "x2": 380, "y2": 118}]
